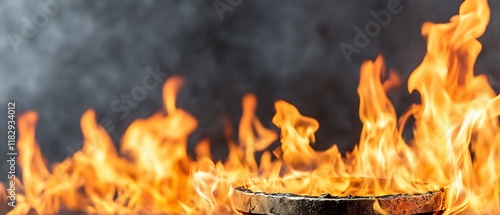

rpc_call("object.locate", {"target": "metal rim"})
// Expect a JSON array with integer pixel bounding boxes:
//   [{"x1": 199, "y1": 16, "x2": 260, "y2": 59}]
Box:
[{"x1": 233, "y1": 180, "x2": 447, "y2": 215}]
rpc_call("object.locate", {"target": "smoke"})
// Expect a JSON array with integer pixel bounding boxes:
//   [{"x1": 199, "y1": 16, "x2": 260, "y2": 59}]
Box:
[{"x1": 0, "y1": 0, "x2": 499, "y2": 181}]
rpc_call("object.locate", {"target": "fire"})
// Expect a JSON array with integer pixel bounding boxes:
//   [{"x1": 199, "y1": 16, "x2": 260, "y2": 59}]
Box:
[
  {"x1": 407, "y1": 0, "x2": 499, "y2": 213},
  {"x1": 2, "y1": 0, "x2": 500, "y2": 214}
]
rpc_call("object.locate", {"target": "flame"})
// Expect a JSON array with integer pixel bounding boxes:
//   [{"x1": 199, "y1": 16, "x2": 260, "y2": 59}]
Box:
[
  {"x1": 2, "y1": 0, "x2": 500, "y2": 214},
  {"x1": 406, "y1": 0, "x2": 499, "y2": 213}
]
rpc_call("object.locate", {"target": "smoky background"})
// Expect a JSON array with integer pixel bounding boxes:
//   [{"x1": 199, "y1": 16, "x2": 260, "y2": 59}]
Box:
[{"x1": 0, "y1": 0, "x2": 499, "y2": 183}]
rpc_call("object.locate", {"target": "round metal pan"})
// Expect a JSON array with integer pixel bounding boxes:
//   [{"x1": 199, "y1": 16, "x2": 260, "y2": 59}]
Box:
[{"x1": 233, "y1": 181, "x2": 446, "y2": 215}]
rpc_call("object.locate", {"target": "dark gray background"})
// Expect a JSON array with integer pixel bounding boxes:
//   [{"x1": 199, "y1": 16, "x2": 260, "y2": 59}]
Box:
[{"x1": 1, "y1": 0, "x2": 499, "y2": 182}]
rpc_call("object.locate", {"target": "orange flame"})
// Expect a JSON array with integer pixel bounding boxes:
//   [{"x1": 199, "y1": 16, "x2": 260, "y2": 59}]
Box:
[
  {"x1": 406, "y1": 0, "x2": 498, "y2": 213},
  {"x1": 2, "y1": 0, "x2": 500, "y2": 214}
]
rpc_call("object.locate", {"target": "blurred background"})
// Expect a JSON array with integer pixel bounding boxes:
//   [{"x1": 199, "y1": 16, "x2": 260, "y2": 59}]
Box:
[{"x1": 0, "y1": 0, "x2": 499, "y2": 182}]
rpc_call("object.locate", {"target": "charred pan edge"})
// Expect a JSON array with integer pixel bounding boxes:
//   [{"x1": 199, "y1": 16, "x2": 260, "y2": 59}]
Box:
[{"x1": 233, "y1": 186, "x2": 447, "y2": 215}]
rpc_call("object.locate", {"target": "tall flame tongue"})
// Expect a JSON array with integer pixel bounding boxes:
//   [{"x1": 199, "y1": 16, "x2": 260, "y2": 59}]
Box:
[
  {"x1": 5, "y1": 0, "x2": 500, "y2": 214},
  {"x1": 406, "y1": 0, "x2": 500, "y2": 213},
  {"x1": 191, "y1": 93, "x2": 277, "y2": 214}
]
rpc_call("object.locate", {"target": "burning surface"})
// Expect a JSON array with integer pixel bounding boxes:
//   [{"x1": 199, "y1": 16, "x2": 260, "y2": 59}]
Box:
[
  {"x1": 233, "y1": 184, "x2": 446, "y2": 215},
  {"x1": 2, "y1": 0, "x2": 500, "y2": 214}
]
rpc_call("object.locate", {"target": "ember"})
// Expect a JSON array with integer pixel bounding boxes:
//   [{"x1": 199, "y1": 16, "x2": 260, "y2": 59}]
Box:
[{"x1": 1, "y1": 0, "x2": 500, "y2": 214}]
